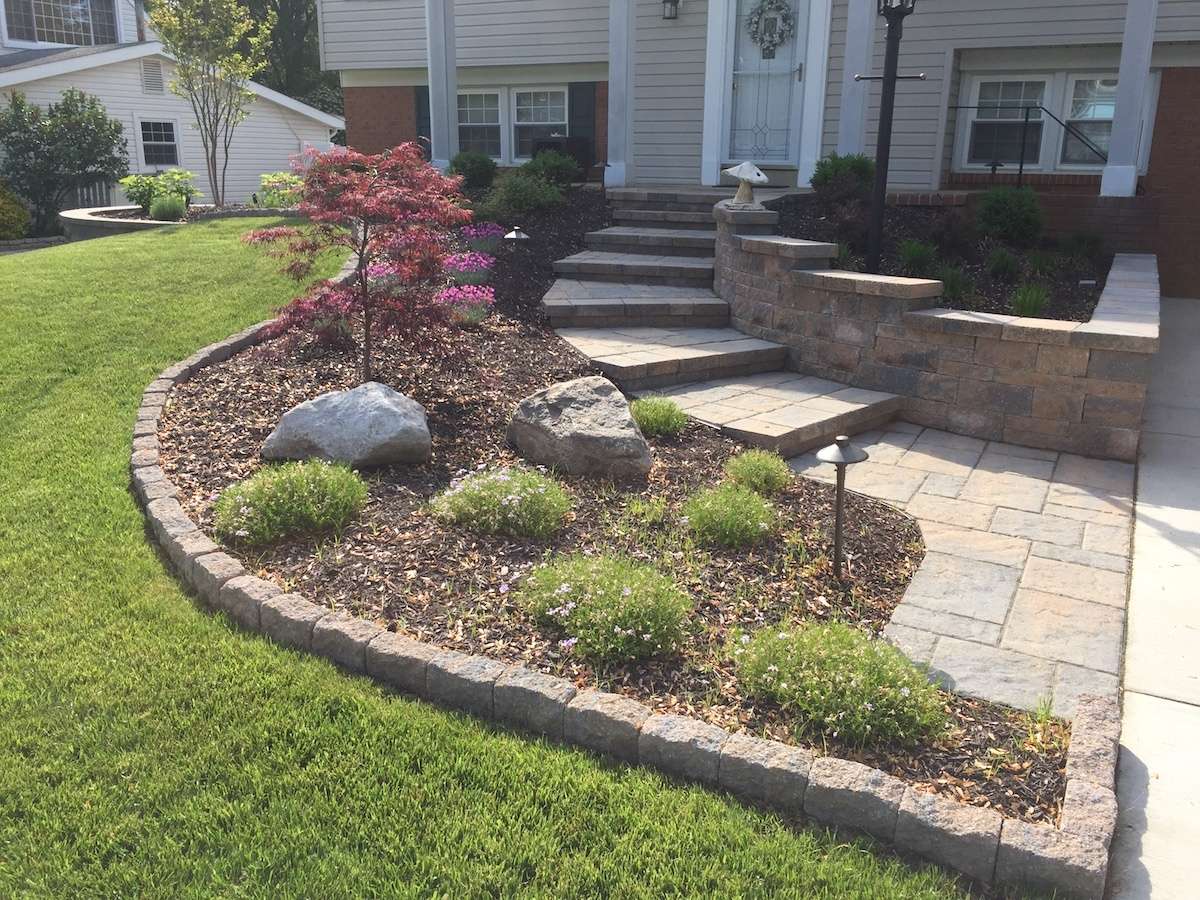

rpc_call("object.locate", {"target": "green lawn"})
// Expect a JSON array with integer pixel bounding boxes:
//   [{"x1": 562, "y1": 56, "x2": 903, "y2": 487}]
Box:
[{"x1": 0, "y1": 219, "x2": 967, "y2": 898}]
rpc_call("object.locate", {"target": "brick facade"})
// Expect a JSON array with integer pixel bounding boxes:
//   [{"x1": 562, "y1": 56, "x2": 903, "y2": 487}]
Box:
[{"x1": 343, "y1": 86, "x2": 419, "y2": 154}]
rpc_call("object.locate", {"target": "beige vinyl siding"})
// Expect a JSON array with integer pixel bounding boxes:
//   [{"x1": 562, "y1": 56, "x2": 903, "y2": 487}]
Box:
[
  {"x1": 3, "y1": 57, "x2": 334, "y2": 202},
  {"x1": 631, "y1": 0, "x2": 709, "y2": 184},
  {"x1": 318, "y1": 0, "x2": 608, "y2": 72}
]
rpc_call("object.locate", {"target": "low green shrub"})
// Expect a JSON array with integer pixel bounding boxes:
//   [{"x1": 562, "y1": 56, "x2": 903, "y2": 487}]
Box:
[
  {"x1": 1027, "y1": 250, "x2": 1061, "y2": 278},
  {"x1": 630, "y1": 396, "x2": 688, "y2": 437},
  {"x1": 733, "y1": 621, "x2": 947, "y2": 747},
  {"x1": 476, "y1": 172, "x2": 563, "y2": 221},
  {"x1": 935, "y1": 265, "x2": 971, "y2": 302},
  {"x1": 431, "y1": 466, "x2": 570, "y2": 539},
  {"x1": 120, "y1": 169, "x2": 200, "y2": 213},
  {"x1": 683, "y1": 483, "x2": 775, "y2": 548},
  {"x1": 897, "y1": 239, "x2": 937, "y2": 277},
  {"x1": 213, "y1": 460, "x2": 368, "y2": 545},
  {"x1": 811, "y1": 153, "x2": 875, "y2": 209},
  {"x1": 449, "y1": 150, "x2": 498, "y2": 191},
  {"x1": 256, "y1": 171, "x2": 303, "y2": 207},
  {"x1": 149, "y1": 193, "x2": 186, "y2": 221},
  {"x1": 1011, "y1": 283, "x2": 1049, "y2": 317},
  {"x1": 976, "y1": 186, "x2": 1042, "y2": 246},
  {"x1": 523, "y1": 554, "x2": 690, "y2": 661},
  {"x1": 0, "y1": 184, "x2": 29, "y2": 239},
  {"x1": 521, "y1": 149, "x2": 581, "y2": 187},
  {"x1": 723, "y1": 449, "x2": 791, "y2": 495},
  {"x1": 987, "y1": 246, "x2": 1020, "y2": 282}
]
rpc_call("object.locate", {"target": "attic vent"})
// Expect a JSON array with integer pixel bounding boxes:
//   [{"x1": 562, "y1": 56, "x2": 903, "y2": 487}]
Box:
[{"x1": 141, "y1": 59, "x2": 165, "y2": 94}]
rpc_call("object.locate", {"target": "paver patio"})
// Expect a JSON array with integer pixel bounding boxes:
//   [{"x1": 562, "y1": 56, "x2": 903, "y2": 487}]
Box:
[{"x1": 790, "y1": 423, "x2": 1135, "y2": 717}]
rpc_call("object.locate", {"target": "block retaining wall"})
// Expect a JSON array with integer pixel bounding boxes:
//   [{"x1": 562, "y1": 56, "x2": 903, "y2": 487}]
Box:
[
  {"x1": 132, "y1": 317, "x2": 1119, "y2": 897},
  {"x1": 714, "y1": 201, "x2": 1159, "y2": 462}
]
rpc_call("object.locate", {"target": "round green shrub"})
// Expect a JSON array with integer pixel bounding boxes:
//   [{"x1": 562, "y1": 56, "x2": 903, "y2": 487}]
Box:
[
  {"x1": 976, "y1": 186, "x2": 1043, "y2": 246},
  {"x1": 522, "y1": 554, "x2": 690, "y2": 661},
  {"x1": 723, "y1": 449, "x2": 792, "y2": 495},
  {"x1": 149, "y1": 194, "x2": 186, "y2": 221},
  {"x1": 682, "y1": 483, "x2": 775, "y2": 548},
  {"x1": 630, "y1": 396, "x2": 688, "y2": 438},
  {"x1": 733, "y1": 621, "x2": 947, "y2": 747},
  {"x1": 0, "y1": 185, "x2": 30, "y2": 239},
  {"x1": 521, "y1": 149, "x2": 582, "y2": 187},
  {"x1": 897, "y1": 239, "x2": 937, "y2": 277},
  {"x1": 213, "y1": 460, "x2": 368, "y2": 546},
  {"x1": 449, "y1": 150, "x2": 498, "y2": 191},
  {"x1": 810, "y1": 152, "x2": 875, "y2": 209},
  {"x1": 476, "y1": 173, "x2": 563, "y2": 222},
  {"x1": 431, "y1": 466, "x2": 570, "y2": 539}
]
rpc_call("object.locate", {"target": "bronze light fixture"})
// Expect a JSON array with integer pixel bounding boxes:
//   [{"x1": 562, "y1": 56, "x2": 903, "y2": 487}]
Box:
[
  {"x1": 816, "y1": 434, "x2": 869, "y2": 581},
  {"x1": 662, "y1": 0, "x2": 680, "y2": 20}
]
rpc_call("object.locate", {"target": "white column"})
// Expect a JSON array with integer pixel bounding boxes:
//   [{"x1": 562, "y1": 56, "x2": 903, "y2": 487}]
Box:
[
  {"x1": 836, "y1": 0, "x2": 875, "y2": 155},
  {"x1": 605, "y1": 0, "x2": 635, "y2": 187},
  {"x1": 425, "y1": 0, "x2": 459, "y2": 171},
  {"x1": 700, "y1": 0, "x2": 732, "y2": 186},
  {"x1": 1101, "y1": 0, "x2": 1158, "y2": 197}
]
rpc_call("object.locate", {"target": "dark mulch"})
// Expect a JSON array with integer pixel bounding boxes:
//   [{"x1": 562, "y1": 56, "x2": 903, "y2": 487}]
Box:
[
  {"x1": 158, "y1": 319, "x2": 1067, "y2": 824},
  {"x1": 766, "y1": 194, "x2": 1109, "y2": 322}
]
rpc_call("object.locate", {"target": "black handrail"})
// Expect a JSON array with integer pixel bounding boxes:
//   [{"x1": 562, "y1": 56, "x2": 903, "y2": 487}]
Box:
[{"x1": 950, "y1": 104, "x2": 1109, "y2": 187}]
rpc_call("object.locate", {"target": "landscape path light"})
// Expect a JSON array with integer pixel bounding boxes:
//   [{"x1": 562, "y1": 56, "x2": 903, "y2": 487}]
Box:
[
  {"x1": 504, "y1": 226, "x2": 530, "y2": 241},
  {"x1": 816, "y1": 434, "x2": 869, "y2": 581}
]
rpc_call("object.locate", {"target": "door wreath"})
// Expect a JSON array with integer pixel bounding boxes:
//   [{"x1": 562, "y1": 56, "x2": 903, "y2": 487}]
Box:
[{"x1": 746, "y1": 0, "x2": 795, "y2": 58}]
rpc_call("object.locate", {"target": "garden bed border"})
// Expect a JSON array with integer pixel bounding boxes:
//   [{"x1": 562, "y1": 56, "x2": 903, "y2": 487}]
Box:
[
  {"x1": 131, "y1": 321, "x2": 1119, "y2": 898},
  {"x1": 59, "y1": 205, "x2": 303, "y2": 241}
]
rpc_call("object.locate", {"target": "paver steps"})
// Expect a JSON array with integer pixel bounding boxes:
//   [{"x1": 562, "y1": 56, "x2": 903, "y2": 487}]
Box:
[
  {"x1": 543, "y1": 280, "x2": 730, "y2": 328},
  {"x1": 585, "y1": 226, "x2": 716, "y2": 257},
  {"x1": 552, "y1": 250, "x2": 714, "y2": 288},
  {"x1": 611, "y1": 208, "x2": 727, "y2": 230}
]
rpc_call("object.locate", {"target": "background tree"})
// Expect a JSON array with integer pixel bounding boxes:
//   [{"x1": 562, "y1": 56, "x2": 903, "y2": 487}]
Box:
[
  {"x1": 245, "y1": 144, "x2": 471, "y2": 383},
  {"x1": 0, "y1": 90, "x2": 128, "y2": 235},
  {"x1": 149, "y1": 0, "x2": 274, "y2": 206},
  {"x1": 239, "y1": 0, "x2": 341, "y2": 114}
]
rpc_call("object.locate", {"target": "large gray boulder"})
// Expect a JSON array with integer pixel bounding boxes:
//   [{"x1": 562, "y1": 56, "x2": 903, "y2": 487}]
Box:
[
  {"x1": 507, "y1": 376, "x2": 652, "y2": 478},
  {"x1": 262, "y1": 381, "x2": 431, "y2": 467}
]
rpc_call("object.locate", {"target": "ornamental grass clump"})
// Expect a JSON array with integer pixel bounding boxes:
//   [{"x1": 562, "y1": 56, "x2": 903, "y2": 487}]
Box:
[
  {"x1": 213, "y1": 460, "x2": 367, "y2": 546},
  {"x1": 523, "y1": 554, "x2": 690, "y2": 661},
  {"x1": 431, "y1": 466, "x2": 570, "y2": 539},
  {"x1": 630, "y1": 396, "x2": 688, "y2": 437},
  {"x1": 683, "y1": 483, "x2": 775, "y2": 548},
  {"x1": 734, "y1": 622, "x2": 947, "y2": 747},
  {"x1": 723, "y1": 449, "x2": 792, "y2": 495}
]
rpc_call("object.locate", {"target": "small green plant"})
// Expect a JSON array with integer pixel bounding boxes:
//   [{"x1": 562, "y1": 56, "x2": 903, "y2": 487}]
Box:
[
  {"x1": 626, "y1": 496, "x2": 667, "y2": 526},
  {"x1": 256, "y1": 171, "x2": 303, "y2": 207},
  {"x1": 0, "y1": 184, "x2": 29, "y2": 239},
  {"x1": 1011, "y1": 283, "x2": 1049, "y2": 317},
  {"x1": 724, "y1": 449, "x2": 791, "y2": 495},
  {"x1": 1027, "y1": 250, "x2": 1061, "y2": 278},
  {"x1": 449, "y1": 150, "x2": 498, "y2": 191},
  {"x1": 522, "y1": 554, "x2": 690, "y2": 661},
  {"x1": 834, "y1": 242, "x2": 862, "y2": 271},
  {"x1": 810, "y1": 152, "x2": 875, "y2": 208},
  {"x1": 976, "y1": 186, "x2": 1042, "y2": 246},
  {"x1": 986, "y1": 246, "x2": 1020, "y2": 282},
  {"x1": 521, "y1": 149, "x2": 582, "y2": 187},
  {"x1": 431, "y1": 466, "x2": 570, "y2": 539},
  {"x1": 733, "y1": 621, "x2": 947, "y2": 747},
  {"x1": 935, "y1": 264, "x2": 971, "y2": 302},
  {"x1": 897, "y1": 239, "x2": 937, "y2": 277},
  {"x1": 476, "y1": 172, "x2": 563, "y2": 221},
  {"x1": 213, "y1": 460, "x2": 368, "y2": 545},
  {"x1": 120, "y1": 169, "x2": 199, "y2": 213},
  {"x1": 630, "y1": 396, "x2": 688, "y2": 438},
  {"x1": 149, "y1": 193, "x2": 186, "y2": 221},
  {"x1": 683, "y1": 483, "x2": 775, "y2": 548}
]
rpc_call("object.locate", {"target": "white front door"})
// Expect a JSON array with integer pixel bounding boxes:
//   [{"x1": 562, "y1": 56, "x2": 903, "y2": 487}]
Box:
[{"x1": 726, "y1": 0, "x2": 810, "y2": 164}]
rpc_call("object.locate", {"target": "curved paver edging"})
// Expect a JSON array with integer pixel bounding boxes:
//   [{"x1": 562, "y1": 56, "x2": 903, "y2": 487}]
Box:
[
  {"x1": 131, "y1": 323, "x2": 1119, "y2": 898},
  {"x1": 59, "y1": 205, "x2": 303, "y2": 241}
]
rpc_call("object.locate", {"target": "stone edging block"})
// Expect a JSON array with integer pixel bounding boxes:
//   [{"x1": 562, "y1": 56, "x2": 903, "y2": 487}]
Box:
[{"x1": 129, "y1": 323, "x2": 1120, "y2": 898}]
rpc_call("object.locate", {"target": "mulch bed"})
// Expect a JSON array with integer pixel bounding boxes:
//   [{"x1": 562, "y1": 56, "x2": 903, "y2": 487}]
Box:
[
  {"x1": 766, "y1": 194, "x2": 1108, "y2": 322},
  {"x1": 158, "y1": 316, "x2": 1067, "y2": 825}
]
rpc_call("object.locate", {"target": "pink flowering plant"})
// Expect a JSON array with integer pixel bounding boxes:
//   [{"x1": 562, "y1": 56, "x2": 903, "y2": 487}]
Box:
[
  {"x1": 430, "y1": 465, "x2": 570, "y2": 539},
  {"x1": 443, "y1": 250, "x2": 495, "y2": 285},
  {"x1": 460, "y1": 221, "x2": 505, "y2": 252},
  {"x1": 522, "y1": 554, "x2": 691, "y2": 662},
  {"x1": 435, "y1": 283, "x2": 495, "y2": 326},
  {"x1": 243, "y1": 143, "x2": 472, "y2": 383}
]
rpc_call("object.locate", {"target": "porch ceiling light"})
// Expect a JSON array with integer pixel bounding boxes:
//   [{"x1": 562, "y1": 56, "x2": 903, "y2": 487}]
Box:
[
  {"x1": 662, "y1": 0, "x2": 680, "y2": 20},
  {"x1": 878, "y1": 0, "x2": 917, "y2": 13}
]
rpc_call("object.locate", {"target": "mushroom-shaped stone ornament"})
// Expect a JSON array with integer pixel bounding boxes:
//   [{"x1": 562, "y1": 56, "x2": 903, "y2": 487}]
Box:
[{"x1": 723, "y1": 161, "x2": 769, "y2": 205}]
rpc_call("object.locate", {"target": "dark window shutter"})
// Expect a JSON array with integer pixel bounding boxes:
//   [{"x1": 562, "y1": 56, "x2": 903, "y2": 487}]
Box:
[
  {"x1": 415, "y1": 86, "x2": 432, "y2": 159},
  {"x1": 568, "y1": 82, "x2": 597, "y2": 168}
]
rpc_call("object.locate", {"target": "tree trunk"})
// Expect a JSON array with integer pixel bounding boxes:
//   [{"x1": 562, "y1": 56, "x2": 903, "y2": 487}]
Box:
[{"x1": 361, "y1": 306, "x2": 373, "y2": 384}]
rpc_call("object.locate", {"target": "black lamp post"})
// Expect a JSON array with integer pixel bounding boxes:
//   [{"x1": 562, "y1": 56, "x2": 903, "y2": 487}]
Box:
[{"x1": 864, "y1": 0, "x2": 921, "y2": 274}]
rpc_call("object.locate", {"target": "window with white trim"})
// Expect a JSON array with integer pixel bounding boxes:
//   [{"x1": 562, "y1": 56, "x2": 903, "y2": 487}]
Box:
[
  {"x1": 513, "y1": 88, "x2": 567, "y2": 159},
  {"x1": 3, "y1": 0, "x2": 118, "y2": 45},
  {"x1": 457, "y1": 92, "x2": 501, "y2": 158},
  {"x1": 966, "y1": 79, "x2": 1046, "y2": 167},
  {"x1": 1061, "y1": 77, "x2": 1117, "y2": 166},
  {"x1": 139, "y1": 120, "x2": 179, "y2": 167}
]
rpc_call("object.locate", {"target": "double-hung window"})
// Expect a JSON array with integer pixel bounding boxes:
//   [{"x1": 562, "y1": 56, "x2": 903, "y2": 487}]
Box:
[
  {"x1": 140, "y1": 120, "x2": 179, "y2": 167},
  {"x1": 1061, "y1": 77, "x2": 1117, "y2": 166},
  {"x1": 457, "y1": 92, "x2": 501, "y2": 158},
  {"x1": 966, "y1": 79, "x2": 1046, "y2": 167},
  {"x1": 513, "y1": 89, "x2": 567, "y2": 159},
  {"x1": 3, "y1": 0, "x2": 118, "y2": 45}
]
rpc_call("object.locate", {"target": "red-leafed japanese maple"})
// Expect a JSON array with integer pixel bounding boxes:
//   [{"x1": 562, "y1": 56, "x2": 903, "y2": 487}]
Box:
[{"x1": 245, "y1": 143, "x2": 471, "y2": 382}]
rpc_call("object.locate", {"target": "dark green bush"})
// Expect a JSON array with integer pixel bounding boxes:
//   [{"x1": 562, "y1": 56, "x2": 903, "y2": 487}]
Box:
[
  {"x1": 449, "y1": 150, "x2": 498, "y2": 191},
  {"x1": 683, "y1": 483, "x2": 775, "y2": 548},
  {"x1": 630, "y1": 396, "x2": 688, "y2": 438},
  {"x1": 523, "y1": 554, "x2": 691, "y2": 661},
  {"x1": 521, "y1": 149, "x2": 581, "y2": 187},
  {"x1": 1011, "y1": 283, "x2": 1049, "y2": 317},
  {"x1": 935, "y1": 265, "x2": 971, "y2": 303},
  {"x1": 811, "y1": 153, "x2": 875, "y2": 209},
  {"x1": 0, "y1": 184, "x2": 29, "y2": 239},
  {"x1": 213, "y1": 461, "x2": 368, "y2": 545},
  {"x1": 987, "y1": 246, "x2": 1020, "y2": 282},
  {"x1": 724, "y1": 449, "x2": 792, "y2": 495},
  {"x1": 976, "y1": 187, "x2": 1042, "y2": 246},
  {"x1": 733, "y1": 622, "x2": 948, "y2": 747},
  {"x1": 897, "y1": 239, "x2": 937, "y2": 277},
  {"x1": 476, "y1": 173, "x2": 563, "y2": 221},
  {"x1": 149, "y1": 193, "x2": 186, "y2": 221},
  {"x1": 431, "y1": 466, "x2": 570, "y2": 539}
]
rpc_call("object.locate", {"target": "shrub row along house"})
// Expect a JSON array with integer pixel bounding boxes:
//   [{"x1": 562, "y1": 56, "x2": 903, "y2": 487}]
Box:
[
  {"x1": 318, "y1": 0, "x2": 1200, "y2": 293},
  {"x1": 0, "y1": 0, "x2": 343, "y2": 206}
]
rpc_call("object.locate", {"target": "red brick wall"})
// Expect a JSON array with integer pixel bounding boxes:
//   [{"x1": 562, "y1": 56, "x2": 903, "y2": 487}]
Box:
[{"x1": 343, "y1": 86, "x2": 419, "y2": 154}]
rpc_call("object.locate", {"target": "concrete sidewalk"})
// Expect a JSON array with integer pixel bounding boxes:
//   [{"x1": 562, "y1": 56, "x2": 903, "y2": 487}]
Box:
[{"x1": 1109, "y1": 296, "x2": 1200, "y2": 899}]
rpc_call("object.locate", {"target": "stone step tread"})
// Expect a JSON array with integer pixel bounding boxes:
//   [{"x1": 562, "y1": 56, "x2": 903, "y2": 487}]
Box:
[
  {"x1": 587, "y1": 226, "x2": 717, "y2": 243},
  {"x1": 544, "y1": 278, "x2": 721, "y2": 303},
  {"x1": 607, "y1": 187, "x2": 734, "y2": 203},
  {"x1": 612, "y1": 209, "x2": 716, "y2": 225},
  {"x1": 556, "y1": 251, "x2": 715, "y2": 269}
]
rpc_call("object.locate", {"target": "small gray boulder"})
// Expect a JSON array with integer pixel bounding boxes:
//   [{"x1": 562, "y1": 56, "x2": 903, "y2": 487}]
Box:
[
  {"x1": 262, "y1": 381, "x2": 431, "y2": 467},
  {"x1": 507, "y1": 376, "x2": 652, "y2": 478}
]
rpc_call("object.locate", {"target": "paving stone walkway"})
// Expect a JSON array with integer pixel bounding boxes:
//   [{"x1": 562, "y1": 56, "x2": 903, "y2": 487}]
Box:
[{"x1": 790, "y1": 422, "x2": 1135, "y2": 717}]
